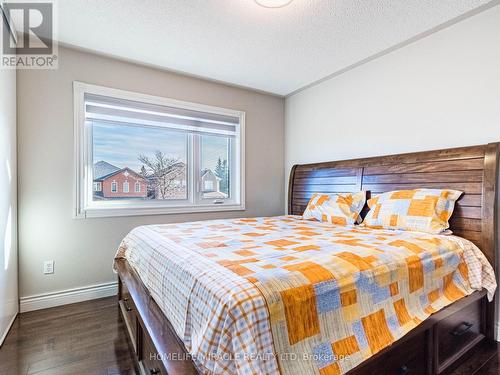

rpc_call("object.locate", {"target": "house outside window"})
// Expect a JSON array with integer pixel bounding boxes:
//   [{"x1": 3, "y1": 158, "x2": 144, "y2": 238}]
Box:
[
  {"x1": 74, "y1": 82, "x2": 245, "y2": 218},
  {"x1": 204, "y1": 180, "x2": 214, "y2": 191}
]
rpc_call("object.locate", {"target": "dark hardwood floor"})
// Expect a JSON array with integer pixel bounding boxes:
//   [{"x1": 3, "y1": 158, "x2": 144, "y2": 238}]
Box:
[
  {"x1": 0, "y1": 296, "x2": 499, "y2": 375},
  {"x1": 447, "y1": 340, "x2": 500, "y2": 375},
  {"x1": 0, "y1": 297, "x2": 138, "y2": 375}
]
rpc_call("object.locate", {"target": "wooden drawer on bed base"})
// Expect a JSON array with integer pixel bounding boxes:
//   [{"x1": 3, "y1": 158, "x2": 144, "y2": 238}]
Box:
[
  {"x1": 434, "y1": 297, "x2": 485, "y2": 374},
  {"x1": 117, "y1": 272, "x2": 195, "y2": 375},
  {"x1": 139, "y1": 333, "x2": 168, "y2": 375},
  {"x1": 119, "y1": 282, "x2": 138, "y2": 353}
]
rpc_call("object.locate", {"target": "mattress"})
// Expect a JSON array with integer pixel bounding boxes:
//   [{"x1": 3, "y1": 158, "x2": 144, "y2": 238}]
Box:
[{"x1": 115, "y1": 215, "x2": 496, "y2": 375}]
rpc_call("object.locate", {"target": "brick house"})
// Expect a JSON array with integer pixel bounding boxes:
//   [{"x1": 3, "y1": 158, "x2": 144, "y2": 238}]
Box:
[{"x1": 93, "y1": 161, "x2": 148, "y2": 199}]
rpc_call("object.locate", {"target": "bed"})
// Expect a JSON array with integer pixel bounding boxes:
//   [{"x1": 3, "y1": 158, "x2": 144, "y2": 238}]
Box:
[{"x1": 114, "y1": 142, "x2": 499, "y2": 375}]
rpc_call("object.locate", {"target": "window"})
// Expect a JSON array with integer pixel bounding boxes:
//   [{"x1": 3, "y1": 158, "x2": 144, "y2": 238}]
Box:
[
  {"x1": 74, "y1": 82, "x2": 245, "y2": 218},
  {"x1": 204, "y1": 180, "x2": 214, "y2": 192},
  {"x1": 93, "y1": 182, "x2": 102, "y2": 192}
]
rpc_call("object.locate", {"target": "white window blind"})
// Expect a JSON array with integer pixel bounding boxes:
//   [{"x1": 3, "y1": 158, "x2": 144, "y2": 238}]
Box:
[{"x1": 85, "y1": 94, "x2": 238, "y2": 137}]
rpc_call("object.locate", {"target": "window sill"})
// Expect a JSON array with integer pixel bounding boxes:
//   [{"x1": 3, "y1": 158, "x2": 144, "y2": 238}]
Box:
[{"x1": 74, "y1": 203, "x2": 245, "y2": 219}]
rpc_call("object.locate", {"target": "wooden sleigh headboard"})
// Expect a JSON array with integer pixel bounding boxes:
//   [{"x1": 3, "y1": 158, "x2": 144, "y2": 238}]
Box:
[{"x1": 288, "y1": 143, "x2": 499, "y2": 268}]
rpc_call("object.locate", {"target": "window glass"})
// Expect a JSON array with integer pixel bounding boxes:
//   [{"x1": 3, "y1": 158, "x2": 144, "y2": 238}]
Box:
[
  {"x1": 201, "y1": 135, "x2": 230, "y2": 200},
  {"x1": 92, "y1": 122, "x2": 187, "y2": 201}
]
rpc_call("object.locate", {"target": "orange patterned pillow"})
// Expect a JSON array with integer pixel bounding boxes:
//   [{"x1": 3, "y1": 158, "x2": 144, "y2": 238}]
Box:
[
  {"x1": 362, "y1": 189, "x2": 462, "y2": 234},
  {"x1": 302, "y1": 192, "x2": 366, "y2": 226}
]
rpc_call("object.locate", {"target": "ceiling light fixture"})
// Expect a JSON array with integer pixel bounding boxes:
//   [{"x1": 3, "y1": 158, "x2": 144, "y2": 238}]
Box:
[{"x1": 255, "y1": 0, "x2": 293, "y2": 8}]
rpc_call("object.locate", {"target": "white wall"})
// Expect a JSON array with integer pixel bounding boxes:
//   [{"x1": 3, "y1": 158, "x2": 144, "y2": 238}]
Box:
[
  {"x1": 0, "y1": 66, "x2": 17, "y2": 343},
  {"x1": 17, "y1": 47, "x2": 285, "y2": 303},
  {"x1": 286, "y1": 4, "x2": 500, "y2": 176},
  {"x1": 285, "y1": 4, "x2": 500, "y2": 337}
]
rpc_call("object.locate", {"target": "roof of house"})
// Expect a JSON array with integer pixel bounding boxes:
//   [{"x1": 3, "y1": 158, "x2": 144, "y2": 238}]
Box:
[
  {"x1": 94, "y1": 163, "x2": 147, "y2": 182},
  {"x1": 201, "y1": 169, "x2": 221, "y2": 180},
  {"x1": 161, "y1": 162, "x2": 186, "y2": 179},
  {"x1": 93, "y1": 161, "x2": 120, "y2": 180},
  {"x1": 144, "y1": 163, "x2": 186, "y2": 182}
]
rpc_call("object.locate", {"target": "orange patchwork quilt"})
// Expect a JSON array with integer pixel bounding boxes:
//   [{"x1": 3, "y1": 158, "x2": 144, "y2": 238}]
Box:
[{"x1": 116, "y1": 215, "x2": 496, "y2": 375}]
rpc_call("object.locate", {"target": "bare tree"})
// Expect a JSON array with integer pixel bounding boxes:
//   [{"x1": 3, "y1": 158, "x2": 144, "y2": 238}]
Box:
[{"x1": 138, "y1": 151, "x2": 184, "y2": 199}]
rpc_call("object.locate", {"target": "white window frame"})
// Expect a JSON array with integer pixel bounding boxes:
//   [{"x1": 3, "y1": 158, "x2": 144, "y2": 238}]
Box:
[
  {"x1": 93, "y1": 182, "x2": 102, "y2": 192},
  {"x1": 135, "y1": 181, "x2": 141, "y2": 193},
  {"x1": 111, "y1": 181, "x2": 117, "y2": 193},
  {"x1": 123, "y1": 181, "x2": 129, "y2": 193},
  {"x1": 73, "y1": 81, "x2": 245, "y2": 218}
]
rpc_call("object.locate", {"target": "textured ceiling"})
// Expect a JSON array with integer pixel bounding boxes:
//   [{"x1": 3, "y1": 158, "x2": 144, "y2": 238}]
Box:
[{"x1": 23, "y1": 0, "x2": 499, "y2": 95}]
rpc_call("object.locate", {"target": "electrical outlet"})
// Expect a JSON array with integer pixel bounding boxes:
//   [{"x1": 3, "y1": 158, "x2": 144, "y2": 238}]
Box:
[{"x1": 43, "y1": 260, "x2": 54, "y2": 274}]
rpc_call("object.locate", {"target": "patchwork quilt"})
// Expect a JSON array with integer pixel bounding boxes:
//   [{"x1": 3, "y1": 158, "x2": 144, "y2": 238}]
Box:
[{"x1": 115, "y1": 215, "x2": 496, "y2": 375}]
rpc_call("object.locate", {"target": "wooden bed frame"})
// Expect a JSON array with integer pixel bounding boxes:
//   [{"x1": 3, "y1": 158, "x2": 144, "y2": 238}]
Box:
[{"x1": 115, "y1": 142, "x2": 499, "y2": 375}]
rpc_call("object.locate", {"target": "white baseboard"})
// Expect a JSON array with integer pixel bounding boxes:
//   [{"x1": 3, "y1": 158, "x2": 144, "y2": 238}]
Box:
[
  {"x1": 20, "y1": 281, "x2": 118, "y2": 313},
  {"x1": 0, "y1": 313, "x2": 18, "y2": 347}
]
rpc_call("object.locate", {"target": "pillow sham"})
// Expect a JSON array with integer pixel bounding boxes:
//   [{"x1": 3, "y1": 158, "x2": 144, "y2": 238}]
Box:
[
  {"x1": 362, "y1": 188, "x2": 462, "y2": 234},
  {"x1": 302, "y1": 191, "x2": 366, "y2": 226}
]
